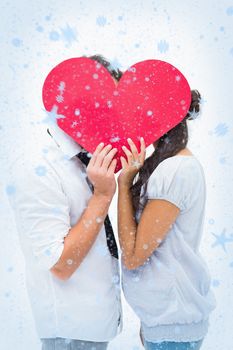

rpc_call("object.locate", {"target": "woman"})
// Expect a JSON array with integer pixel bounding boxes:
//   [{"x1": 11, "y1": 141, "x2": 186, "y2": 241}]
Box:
[{"x1": 117, "y1": 90, "x2": 216, "y2": 350}]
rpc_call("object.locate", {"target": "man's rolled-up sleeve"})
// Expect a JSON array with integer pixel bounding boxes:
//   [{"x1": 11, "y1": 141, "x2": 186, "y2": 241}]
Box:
[{"x1": 8, "y1": 158, "x2": 71, "y2": 271}]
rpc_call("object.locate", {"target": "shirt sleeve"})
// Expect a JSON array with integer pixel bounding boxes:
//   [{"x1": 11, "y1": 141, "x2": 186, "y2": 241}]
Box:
[
  {"x1": 146, "y1": 159, "x2": 192, "y2": 211},
  {"x1": 8, "y1": 156, "x2": 71, "y2": 271}
]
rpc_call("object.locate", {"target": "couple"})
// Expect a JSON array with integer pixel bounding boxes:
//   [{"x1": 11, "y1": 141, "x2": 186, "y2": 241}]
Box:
[{"x1": 8, "y1": 55, "x2": 216, "y2": 350}]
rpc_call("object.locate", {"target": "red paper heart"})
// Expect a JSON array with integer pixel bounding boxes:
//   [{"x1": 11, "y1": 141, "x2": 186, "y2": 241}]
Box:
[{"x1": 42, "y1": 57, "x2": 191, "y2": 172}]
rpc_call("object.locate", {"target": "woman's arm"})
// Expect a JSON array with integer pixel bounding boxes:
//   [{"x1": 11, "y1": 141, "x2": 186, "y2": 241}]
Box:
[{"x1": 118, "y1": 138, "x2": 180, "y2": 270}]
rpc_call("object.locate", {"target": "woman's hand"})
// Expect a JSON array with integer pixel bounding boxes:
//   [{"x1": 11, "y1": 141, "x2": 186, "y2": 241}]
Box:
[
  {"x1": 87, "y1": 143, "x2": 118, "y2": 200},
  {"x1": 118, "y1": 137, "x2": 146, "y2": 188}
]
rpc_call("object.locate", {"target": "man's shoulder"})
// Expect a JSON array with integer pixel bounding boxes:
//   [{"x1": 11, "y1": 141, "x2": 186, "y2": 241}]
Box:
[{"x1": 9, "y1": 126, "x2": 60, "y2": 185}]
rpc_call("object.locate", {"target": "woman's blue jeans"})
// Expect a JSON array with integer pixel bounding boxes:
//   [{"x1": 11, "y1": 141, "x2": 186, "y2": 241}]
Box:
[{"x1": 144, "y1": 338, "x2": 204, "y2": 350}]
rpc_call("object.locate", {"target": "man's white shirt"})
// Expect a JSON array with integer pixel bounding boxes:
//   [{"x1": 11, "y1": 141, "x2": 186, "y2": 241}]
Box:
[{"x1": 8, "y1": 122, "x2": 122, "y2": 341}]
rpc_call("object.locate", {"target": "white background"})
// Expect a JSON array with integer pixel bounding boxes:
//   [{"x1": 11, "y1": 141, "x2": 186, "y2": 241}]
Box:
[{"x1": 0, "y1": 1, "x2": 233, "y2": 349}]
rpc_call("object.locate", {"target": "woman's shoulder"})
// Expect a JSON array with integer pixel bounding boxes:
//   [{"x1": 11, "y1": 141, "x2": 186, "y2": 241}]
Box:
[
  {"x1": 155, "y1": 154, "x2": 204, "y2": 176},
  {"x1": 146, "y1": 155, "x2": 205, "y2": 210},
  {"x1": 148, "y1": 154, "x2": 205, "y2": 190}
]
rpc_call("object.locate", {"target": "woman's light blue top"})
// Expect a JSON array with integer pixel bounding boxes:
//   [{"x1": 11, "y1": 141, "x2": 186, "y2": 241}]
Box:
[{"x1": 122, "y1": 155, "x2": 217, "y2": 342}]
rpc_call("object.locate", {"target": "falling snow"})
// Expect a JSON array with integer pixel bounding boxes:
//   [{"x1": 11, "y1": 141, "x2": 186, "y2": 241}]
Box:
[
  {"x1": 213, "y1": 123, "x2": 229, "y2": 136},
  {"x1": 35, "y1": 165, "x2": 47, "y2": 176},
  {"x1": 96, "y1": 16, "x2": 107, "y2": 27},
  {"x1": 157, "y1": 40, "x2": 169, "y2": 53}
]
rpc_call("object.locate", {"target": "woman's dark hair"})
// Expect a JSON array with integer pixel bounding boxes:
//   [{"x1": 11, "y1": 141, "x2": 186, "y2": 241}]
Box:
[
  {"x1": 86, "y1": 54, "x2": 123, "y2": 81},
  {"x1": 131, "y1": 89, "x2": 202, "y2": 213}
]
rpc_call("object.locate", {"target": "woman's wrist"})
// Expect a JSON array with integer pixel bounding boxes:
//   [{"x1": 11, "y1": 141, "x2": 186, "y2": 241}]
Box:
[{"x1": 118, "y1": 182, "x2": 132, "y2": 193}]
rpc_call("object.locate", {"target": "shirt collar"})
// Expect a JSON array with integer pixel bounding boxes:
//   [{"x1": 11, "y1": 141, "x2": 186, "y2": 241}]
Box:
[{"x1": 47, "y1": 122, "x2": 82, "y2": 160}]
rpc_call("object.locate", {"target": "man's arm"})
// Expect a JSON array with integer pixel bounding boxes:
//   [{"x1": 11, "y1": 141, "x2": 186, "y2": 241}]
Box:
[{"x1": 50, "y1": 143, "x2": 117, "y2": 280}]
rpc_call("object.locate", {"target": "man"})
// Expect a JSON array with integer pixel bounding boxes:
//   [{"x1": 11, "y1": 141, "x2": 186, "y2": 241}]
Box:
[{"x1": 8, "y1": 55, "x2": 123, "y2": 350}]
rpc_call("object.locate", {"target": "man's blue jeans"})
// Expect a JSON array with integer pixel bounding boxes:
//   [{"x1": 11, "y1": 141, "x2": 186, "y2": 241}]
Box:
[{"x1": 40, "y1": 337, "x2": 108, "y2": 350}]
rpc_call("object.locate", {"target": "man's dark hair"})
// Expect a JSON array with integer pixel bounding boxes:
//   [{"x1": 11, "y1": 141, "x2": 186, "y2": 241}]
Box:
[{"x1": 85, "y1": 54, "x2": 123, "y2": 82}]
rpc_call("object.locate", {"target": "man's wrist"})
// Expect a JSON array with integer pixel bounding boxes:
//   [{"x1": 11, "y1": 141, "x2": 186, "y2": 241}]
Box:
[{"x1": 92, "y1": 191, "x2": 113, "y2": 204}]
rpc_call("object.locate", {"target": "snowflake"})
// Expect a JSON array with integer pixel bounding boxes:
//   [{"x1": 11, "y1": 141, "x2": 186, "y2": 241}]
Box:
[
  {"x1": 96, "y1": 217, "x2": 103, "y2": 223},
  {"x1": 36, "y1": 25, "x2": 44, "y2": 32},
  {"x1": 110, "y1": 136, "x2": 120, "y2": 142},
  {"x1": 147, "y1": 110, "x2": 153, "y2": 116},
  {"x1": 213, "y1": 123, "x2": 228, "y2": 136},
  {"x1": 127, "y1": 66, "x2": 136, "y2": 73},
  {"x1": 157, "y1": 40, "x2": 169, "y2": 53},
  {"x1": 49, "y1": 31, "x2": 60, "y2": 41},
  {"x1": 226, "y1": 6, "x2": 233, "y2": 15},
  {"x1": 211, "y1": 228, "x2": 233, "y2": 252},
  {"x1": 109, "y1": 57, "x2": 123, "y2": 70},
  {"x1": 5, "y1": 185, "x2": 16, "y2": 195},
  {"x1": 107, "y1": 100, "x2": 112, "y2": 108},
  {"x1": 57, "y1": 81, "x2": 66, "y2": 93},
  {"x1": 60, "y1": 24, "x2": 78, "y2": 46},
  {"x1": 71, "y1": 121, "x2": 78, "y2": 128},
  {"x1": 187, "y1": 109, "x2": 199, "y2": 120},
  {"x1": 212, "y1": 279, "x2": 220, "y2": 287},
  {"x1": 12, "y1": 38, "x2": 23, "y2": 47},
  {"x1": 96, "y1": 16, "x2": 107, "y2": 27},
  {"x1": 219, "y1": 156, "x2": 227, "y2": 164},
  {"x1": 131, "y1": 160, "x2": 141, "y2": 169},
  {"x1": 45, "y1": 249, "x2": 51, "y2": 256},
  {"x1": 56, "y1": 94, "x2": 64, "y2": 103},
  {"x1": 35, "y1": 165, "x2": 47, "y2": 176},
  {"x1": 41, "y1": 105, "x2": 66, "y2": 125}
]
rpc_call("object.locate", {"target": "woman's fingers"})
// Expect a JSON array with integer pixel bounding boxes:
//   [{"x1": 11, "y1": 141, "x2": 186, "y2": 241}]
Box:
[
  {"x1": 127, "y1": 138, "x2": 139, "y2": 160},
  {"x1": 120, "y1": 156, "x2": 128, "y2": 169},
  {"x1": 102, "y1": 148, "x2": 118, "y2": 170},
  {"x1": 122, "y1": 145, "x2": 133, "y2": 164},
  {"x1": 139, "y1": 137, "x2": 146, "y2": 164}
]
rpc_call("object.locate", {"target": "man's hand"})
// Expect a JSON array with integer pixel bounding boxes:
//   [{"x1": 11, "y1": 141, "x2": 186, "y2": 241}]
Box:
[{"x1": 87, "y1": 143, "x2": 118, "y2": 200}]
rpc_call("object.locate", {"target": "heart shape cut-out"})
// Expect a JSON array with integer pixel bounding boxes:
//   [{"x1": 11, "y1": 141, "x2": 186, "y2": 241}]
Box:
[{"x1": 42, "y1": 57, "x2": 191, "y2": 172}]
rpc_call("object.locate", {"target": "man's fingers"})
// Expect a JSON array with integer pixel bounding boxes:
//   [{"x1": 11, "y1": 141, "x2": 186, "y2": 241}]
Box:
[
  {"x1": 107, "y1": 158, "x2": 117, "y2": 176},
  {"x1": 102, "y1": 148, "x2": 118, "y2": 169},
  {"x1": 95, "y1": 144, "x2": 113, "y2": 168},
  {"x1": 89, "y1": 142, "x2": 105, "y2": 167}
]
